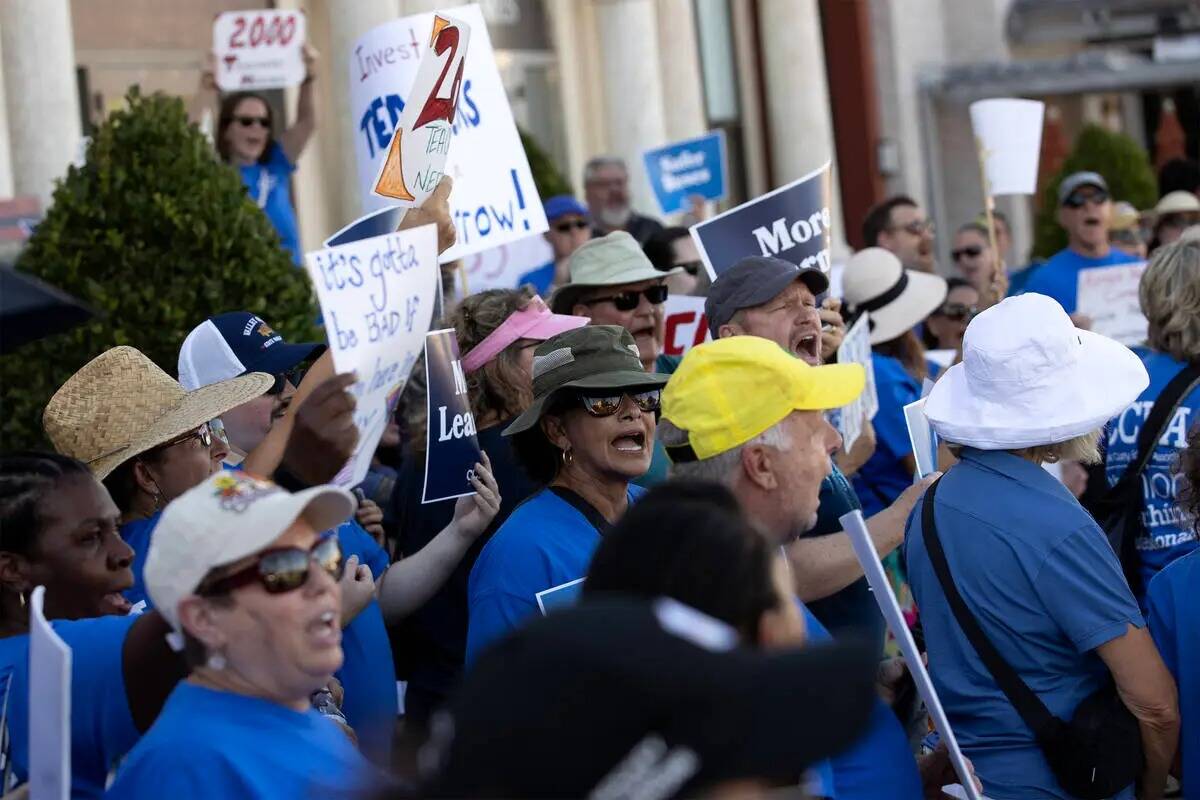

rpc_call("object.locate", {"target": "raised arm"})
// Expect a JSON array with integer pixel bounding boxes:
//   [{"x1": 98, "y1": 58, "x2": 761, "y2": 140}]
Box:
[{"x1": 279, "y1": 45, "x2": 319, "y2": 164}]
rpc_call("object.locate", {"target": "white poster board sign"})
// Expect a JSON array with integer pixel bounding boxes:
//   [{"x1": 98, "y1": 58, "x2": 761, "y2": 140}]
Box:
[
  {"x1": 463, "y1": 232, "x2": 554, "y2": 295},
  {"x1": 969, "y1": 99, "x2": 1044, "y2": 196},
  {"x1": 349, "y1": 4, "x2": 547, "y2": 262},
  {"x1": 839, "y1": 512, "x2": 984, "y2": 800},
  {"x1": 904, "y1": 398, "x2": 939, "y2": 479},
  {"x1": 836, "y1": 313, "x2": 879, "y2": 452},
  {"x1": 661, "y1": 295, "x2": 711, "y2": 358},
  {"x1": 29, "y1": 585, "x2": 70, "y2": 800},
  {"x1": 213, "y1": 10, "x2": 307, "y2": 92},
  {"x1": 305, "y1": 225, "x2": 439, "y2": 487},
  {"x1": 1076, "y1": 262, "x2": 1148, "y2": 346}
]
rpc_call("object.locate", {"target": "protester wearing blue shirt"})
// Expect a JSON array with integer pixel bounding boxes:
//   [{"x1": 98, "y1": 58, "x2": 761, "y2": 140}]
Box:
[
  {"x1": 467, "y1": 326, "x2": 669, "y2": 662},
  {"x1": 1019, "y1": 172, "x2": 1139, "y2": 315},
  {"x1": 518, "y1": 195, "x2": 592, "y2": 294},
  {"x1": 914, "y1": 294, "x2": 1179, "y2": 799}
]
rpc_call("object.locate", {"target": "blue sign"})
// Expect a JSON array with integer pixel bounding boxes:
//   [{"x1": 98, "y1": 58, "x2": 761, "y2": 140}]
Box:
[
  {"x1": 535, "y1": 578, "x2": 585, "y2": 616},
  {"x1": 324, "y1": 206, "x2": 405, "y2": 248},
  {"x1": 689, "y1": 162, "x2": 832, "y2": 280},
  {"x1": 642, "y1": 131, "x2": 727, "y2": 216},
  {"x1": 422, "y1": 328, "x2": 484, "y2": 504}
]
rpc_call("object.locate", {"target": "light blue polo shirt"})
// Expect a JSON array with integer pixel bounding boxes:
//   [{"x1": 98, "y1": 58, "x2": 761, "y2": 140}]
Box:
[{"x1": 1146, "y1": 549, "x2": 1199, "y2": 798}]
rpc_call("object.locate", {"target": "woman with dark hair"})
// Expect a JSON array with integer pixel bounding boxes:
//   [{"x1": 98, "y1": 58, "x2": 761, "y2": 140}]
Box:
[
  {"x1": 922, "y1": 277, "x2": 979, "y2": 354},
  {"x1": 465, "y1": 325, "x2": 669, "y2": 664}
]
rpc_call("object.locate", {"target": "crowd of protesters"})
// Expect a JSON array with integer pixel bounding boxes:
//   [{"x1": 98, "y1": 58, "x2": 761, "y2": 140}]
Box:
[{"x1": 1, "y1": 45, "x2": 1199, "y2": 799}]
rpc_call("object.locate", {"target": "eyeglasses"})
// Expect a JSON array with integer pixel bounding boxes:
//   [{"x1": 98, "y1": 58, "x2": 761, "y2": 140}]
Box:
[
  {"x1": 198, "y1": 532, "x2": 343, "y2": 597},
  {"x1": 553, "y1": 219, "x2": 590, "y2": 234},
  {"x1": 581, "y1": 284, "x2": 669, "y2": 312},
  {"x1": 579, "y1": 389, "x2": 662, "y2": 417},
  {"x1": 234, "y1": 115, "x2": 270, "y2": 129},
  {"x1": 890, "y1": 220, "x2": 933, "y2": 236},
  {"x1": 156, "y1": 423, "x2": 213, "y2": 452},
  {"x1": 1062, "y1": 190, "x2": 1108, "y2": 209},
  {"x1": 674, "y1": 260, "x2": 703, "y2": 277},
  {"x1": 951, "y1": 245, "x2": 983, "y2": 261},
  {"x1": 936, "y1": 302, "x2": 978, "y2": 321}
]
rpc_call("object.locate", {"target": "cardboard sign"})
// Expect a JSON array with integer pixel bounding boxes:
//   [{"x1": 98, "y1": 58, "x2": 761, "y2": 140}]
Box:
[
  {"x1": 305, "y1": 225, "x2": 439, "y2": 487},
  {"x1": 839, "y1": 511, "x2": 984, "y2": 800},
  {"x1": 324, "y1": 206, "x2": 404, "y2": 249},
  {"x1": 349, "y1": 4, "x2": 547, "y2": 261},
  {"x1": 904, "y1": 398, "x2": 939, "y2": 479},
  {"x1": 535, "y1": 578, "x2": 585, "y2": 616},
  {"x1": 1076, "y1": 262, "x2": 1148, "y2": 346},
  {"x1": 642, "y1": 131, "x2": 727, "y2": 216},
  {"x1": 373, "y1": 15, "x2": 470, "y2": 206},
  {"x1": 836, "y1": 313, "x2": 879, "y2": 452},
  {"x1": 213, "y1": 10, "x2": 306, "y2": 92},
  {"x1": 969, "y1": 99, "x2": 1044, "y2": 197},
  {"x1": 661, "y1": 295, "x2": 711, "y2": 357},
  {"x1": 690, "y1": 162, "x2": 832, "y2": 281},
  {"x1": 422, "y1": 329, "x2": 484, "y2": 503},
  {"x1": 29, "y1": 586, "x2": 70, "y2": 800}
]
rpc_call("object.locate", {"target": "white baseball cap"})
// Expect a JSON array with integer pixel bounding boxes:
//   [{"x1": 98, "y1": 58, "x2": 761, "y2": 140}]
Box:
[{"x1": 144, "y1": 471, "x2": 355, "y2": 634}]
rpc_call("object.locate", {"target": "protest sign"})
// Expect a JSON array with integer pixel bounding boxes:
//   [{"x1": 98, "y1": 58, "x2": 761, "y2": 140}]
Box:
[
  {"x1": 422, "y1": 328, "x2": 483, "y2": 503},
  {"x1": 642, "y1": 131, "x2": 727, "y2": 216},
  {"x1": 29, "y1": 585, "x2": 70, "y2": 800},
  {"x1": 690, "y1": 162, "x2": 832, "y2": 281},
  {"x1": 463, "y1": 232, "x2": 555, "y2": 295},
  {"x1": 373, "y1": 15, "x2": 470, "y2": 207},
  {"x1": 349, "y1": 4, "x2": 547, "y2": 262},
  {"x1": 324, "y1": 206, "x2": 404, "y2": 249},
  {"x1": 213, "y1": 10, "x2": 306, "y2": 92},
  {"x1": 661, "y1": 295, "x2": 711, "y2": 357},
  {"x1": 969, "y1": 99, "x2": 1044, "y2": 196},
  {"x1": 904, "y1": 398, "x2": 939, "y2": 479},
  {"x1": 839, "y1": 511, "x2": 984, "y2": 800},
  {"x1": 1076, "y1": 262, "x2": 1148, "y2": 346},
  {"x1": 835, "y1": 313, "x2": 879, "y2": 452},
  {"x1": 305, "y1": 224, "x2": 439, "y2": 487},
  {"x1": 536, "y1": 578, "x2": 585, "y2": 616}
]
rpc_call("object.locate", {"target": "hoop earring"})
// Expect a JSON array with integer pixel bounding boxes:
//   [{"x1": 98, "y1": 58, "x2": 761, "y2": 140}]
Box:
[{"x1": 560, "y1": 448, "x2": 574, "y2": 468}]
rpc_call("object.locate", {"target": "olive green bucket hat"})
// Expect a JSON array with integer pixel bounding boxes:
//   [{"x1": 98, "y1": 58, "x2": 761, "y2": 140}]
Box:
[{"x1": 502, "y1": 325, "x2": 671, "y2": 436}]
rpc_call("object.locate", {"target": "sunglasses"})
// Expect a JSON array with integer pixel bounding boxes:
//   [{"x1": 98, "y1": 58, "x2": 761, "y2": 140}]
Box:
[
  {"x1": 579, "y1": 389, "x2": 662, "y2": 417},
  {"x1": 553, "y1": 219, "x2": 590, "y2": 234},
  {"x1": 582, "y1": 284, "x2": 669, "y2": 312},
  {"x1": 198, "y1": 531, "x2": 343, "y2": 597},
  {"x1": 951, "y1": 245, "x2": 983, "y2": 261},
  {"x1": 936, "y1": 302, "x2": 977, "y2": 321},
  {"x1": 156, "y1": 423, "x2": 213, "y2": 452},
  {"x1": 234, "y1": 115, "x2": 270, "y2": 129},
  {"x1": 1062, "y1": 190, "x2": 1108, "y2": 209},
  {"x1": 267, "y1": 368, "x2": 306, "y2": 396},
  {"x1": 674, "y1": 260, "x2": 703, "y2": 276}
]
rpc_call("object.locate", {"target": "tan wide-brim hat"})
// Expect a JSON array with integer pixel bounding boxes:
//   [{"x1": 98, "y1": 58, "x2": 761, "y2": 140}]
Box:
[
  {"x1": 550, "y1": 231, "x2": 682, "y2": 314},
  {"x1": 43, "y1": 346, "x2": 274, "y2": 479},
  {"x1": 842, "y1": 248, "x2": 947, "y2": 345}
]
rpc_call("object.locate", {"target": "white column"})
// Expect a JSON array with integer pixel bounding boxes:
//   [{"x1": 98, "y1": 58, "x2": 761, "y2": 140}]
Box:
[
  {"x1": 655, "y1": 0, "x2": 707, "y2": 142},
  {"x1": 593, "y1": 0, "x2": 669, "y2": 216},
  {"x1": 0, "y1": 33, "x2": 14, "y2": 199},
  {"x1": 0, "y1": 0, "x2": 82, "y2": 208}
]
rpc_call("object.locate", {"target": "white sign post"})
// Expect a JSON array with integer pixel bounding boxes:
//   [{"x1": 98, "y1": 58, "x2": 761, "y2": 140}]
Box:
[
  {"x1": 305, "y1": 225, "x2": 440, "y2": 487},
  {"x1": 29, "y1": 586, "x2": 70, "y2": 800},
  {"x1": 836, "y1": 313, "x2": 879, "y2": 452},
  {"x1": 904, "y1": 398, "x2": 939, "y2": 479},
  {"x1": 1076, "y1": 262, "x2": 1149, "y2": 346},
  {"x1": 213, "y1": 10, "x2": 307, "y2": 92}
]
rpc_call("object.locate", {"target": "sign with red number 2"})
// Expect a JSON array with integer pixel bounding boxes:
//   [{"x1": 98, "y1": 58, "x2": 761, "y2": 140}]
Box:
[
  {"x1": 213, "y1": 10, "x2": 307, "y2": 92},
  {"x1": 373, "y1": 15, "x2": 470, "y2": 207}
]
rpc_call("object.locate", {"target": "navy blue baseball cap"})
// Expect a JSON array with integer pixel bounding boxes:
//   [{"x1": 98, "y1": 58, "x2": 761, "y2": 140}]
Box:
[
  {"x1": 177, "y1": 312, "x2": 324, "y2": 391},
  {"x1": 544, "y1": 194, "x2": 589, "y2": 223},
  {"x1": 705, "y1": 256, "x2": 829, "y2": 337}
]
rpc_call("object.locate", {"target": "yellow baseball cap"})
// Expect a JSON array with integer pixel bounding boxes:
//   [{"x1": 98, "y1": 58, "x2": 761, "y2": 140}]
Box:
[{"x1": 662, "y1": 336, "x2": 865, "y2": 461}]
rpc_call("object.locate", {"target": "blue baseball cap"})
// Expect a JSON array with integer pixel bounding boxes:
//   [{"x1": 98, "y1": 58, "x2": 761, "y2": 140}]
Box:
[
  {"x1": 544, "y1": 195, "x2": 589, "y2": 224},
  {"x1": 177, "y1": 312, "x2": 324, "y2": 391}
]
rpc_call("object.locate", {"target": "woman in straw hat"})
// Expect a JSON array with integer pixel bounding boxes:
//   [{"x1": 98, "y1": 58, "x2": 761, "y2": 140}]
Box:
[
  {"x1": 906, "y1": 294, "x2": 1179, "y2": 799},
  {"x1": 43, "y1": 345, "x2": 275, "y2": 610}
]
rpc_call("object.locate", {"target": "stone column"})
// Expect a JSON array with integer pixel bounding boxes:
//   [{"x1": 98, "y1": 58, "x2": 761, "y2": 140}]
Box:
[
  {"x1": 0, "y1": 0, "x2": 82, "y2": 208},
  {"x1": 655, "y1": 0, "x2": 707, "y2": 142},
  {"x1": 0, "y1": 33, "x2": 14, "y2": 199}
]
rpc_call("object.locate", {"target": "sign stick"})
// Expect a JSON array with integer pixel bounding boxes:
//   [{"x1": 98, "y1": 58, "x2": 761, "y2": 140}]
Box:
[
  {"x1": 458, "y1": 259, "x2": 470, "y2": 298},
  {"x1": 974, "y1": 137, "x2": 1003, "y2": 308}
]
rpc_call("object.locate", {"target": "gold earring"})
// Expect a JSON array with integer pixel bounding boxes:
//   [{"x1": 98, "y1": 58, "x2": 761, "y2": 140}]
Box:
[{"x1": 561, "y1": 448, "x2": 574, "y2": 467}]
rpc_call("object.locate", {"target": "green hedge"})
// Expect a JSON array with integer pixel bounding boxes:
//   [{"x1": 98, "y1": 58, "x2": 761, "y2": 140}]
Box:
[
  {"x1": 0, "y1": 88, "x2": 318, "y2": 451},
  {"x1": 519, "y1": 127, "x2": 573, "y2": 199}
]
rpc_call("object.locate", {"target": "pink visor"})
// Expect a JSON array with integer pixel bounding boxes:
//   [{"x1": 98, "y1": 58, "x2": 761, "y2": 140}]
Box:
[{"x1": 461, "y1": 295, "x2": 589, "y2": 373}]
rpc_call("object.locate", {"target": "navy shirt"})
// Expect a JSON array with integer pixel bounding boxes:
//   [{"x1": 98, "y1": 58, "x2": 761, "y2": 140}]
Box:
[
  {"x1": 852, "y1": 352, "x2": 921, "y2": 517},
  {"x1": 1146, "y1": 549, "x2": 1198, "y2": 798},
  {"x1": 239, "y1": 142, "x2": 301, "y2": 265},
  {"x1": 1019, "y1": 246, "x2": 1138, "y2": 314},
  {"x1": 106, "y1": 682, "x2": 376, "y2": 799},
  {"x1": 904, "y1": 449, "x2": 1143, "y2": 799}
]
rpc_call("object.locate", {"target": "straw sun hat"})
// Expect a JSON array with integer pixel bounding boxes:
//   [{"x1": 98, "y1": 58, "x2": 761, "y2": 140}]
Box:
[{"x1": 43, "y1": 346, "x2": 274, "y2": 479}]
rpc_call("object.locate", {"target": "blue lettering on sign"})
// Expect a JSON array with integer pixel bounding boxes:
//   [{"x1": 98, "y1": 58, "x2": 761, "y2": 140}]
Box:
[
  {"x1": 450, "y1": 169, "x2": 534, "y2": 245},
  {"x1": 358, "y1": 80, "x2": 481, "y2": 160}
]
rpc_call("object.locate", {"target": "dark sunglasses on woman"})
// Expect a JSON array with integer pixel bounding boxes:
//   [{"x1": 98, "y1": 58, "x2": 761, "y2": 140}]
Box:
[
  {"x1": 267, "y1": 368, "x2": 307, "y2": 396},
  {"x1": 198, "y1": 531, "x2": 343, "y2": 597},
  {"x1": 578, "y1": 389, "x2": 662, "y2": 417},
  {"x1": 235, "y1": 115, "x2": 270, "y2": 129},
  {"x1": 582, "y1": 284, "x2": 669, "y2": 312},
  {"x1": 951, "y1": 245, "x2": 983, "y2": 261},
  {"x1": 553, "y1": 219, "x2": 590, "y2": 234},
  {"x1": 936, "y1": 302, "x2": 978, "y2": 322}
]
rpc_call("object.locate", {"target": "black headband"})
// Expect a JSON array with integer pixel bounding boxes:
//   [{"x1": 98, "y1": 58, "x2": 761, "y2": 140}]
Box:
[{"x1": 845, "y1": 271, "x2": 908, "y2": 332}]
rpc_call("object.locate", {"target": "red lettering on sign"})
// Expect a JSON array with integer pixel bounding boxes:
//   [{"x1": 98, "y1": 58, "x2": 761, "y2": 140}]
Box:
[
  {"x1": 413, "y1": 22, "x2": 465, "y2": 130},
  {"x1": 663, "y1": 312, "x2": 695, "y2": 356}
]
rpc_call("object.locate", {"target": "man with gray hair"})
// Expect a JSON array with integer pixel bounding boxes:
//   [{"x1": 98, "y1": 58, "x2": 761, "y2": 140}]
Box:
[{"x1": 583, "y1": 156, "x2": 664, "y2": 245}]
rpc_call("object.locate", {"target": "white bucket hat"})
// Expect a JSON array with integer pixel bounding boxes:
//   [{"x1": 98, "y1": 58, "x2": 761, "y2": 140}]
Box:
[
  {"x1": 842, "y1": 248, "x2": 947, "y2": 345},
  {"x1": 924, "y1": 293, "x2": 1149, "y2": 450}
]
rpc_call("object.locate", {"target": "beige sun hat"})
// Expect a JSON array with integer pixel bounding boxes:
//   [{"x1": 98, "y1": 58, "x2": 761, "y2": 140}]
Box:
[
  {"x1": 43, "y1": 346, "x2": 274, "y2": 479},
  {"x1": 1152, "y1": 190, "x2": 1200, "y2": 216},
  {"x1": 550, "y1": 231, "x2": 682, "y2": 314}
]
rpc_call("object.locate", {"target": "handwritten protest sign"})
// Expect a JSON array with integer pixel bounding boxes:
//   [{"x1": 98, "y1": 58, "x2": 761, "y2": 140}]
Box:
[
  {"x1": 840, "y1": 511, "x2": 983, "y2": 800},
  {"x1": 836, "y1": 313, "x2": 878, "y2": 452},
  {"x1": 904, "y1": 398, "x2": 939, "y2": 479},
  {"x1": 213, "y1": 10, "x2": 306, "y2": 92},
  {"x1": 969, "y1": 99, "x2": 1044, "y2": 197},
  {"x1": 1076, "y1": 262, "x2": 1148, "y2": 346},
  {"x1": 29, "y1": 585, "x2": 70, "y2": 800},
  {"x1": 306, "y1": 225, "x2": 439, "y2": 487},
  {"x1": 661, "y1": 295, "x2": 711, "y2": 357},
  {"x1": 536, "y1": 578, "x2": 585, "y2": 616},
  {"x1": 423, "y1": 329, "x2": 483, "y2": 503},
  {"x1": 642, "y1": 131, "x2": 727, "y2": 216},
  {"x1": 373, "y1": 15, "x2": 470, "y2": 206},
  {"x1": 349, "y1": 4, "x2": 547, "y2": 261}
]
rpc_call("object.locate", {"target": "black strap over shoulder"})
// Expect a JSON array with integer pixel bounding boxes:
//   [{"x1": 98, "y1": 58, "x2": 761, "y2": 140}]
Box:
[
  {"x1": 549, "y1": 486, "x2": 614, "y2": 537},
  {"x1": 1110, "y1": 362, "x2": 1200, "y2": 493}
]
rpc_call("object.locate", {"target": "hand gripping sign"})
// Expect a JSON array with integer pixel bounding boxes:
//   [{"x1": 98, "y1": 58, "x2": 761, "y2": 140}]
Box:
[
  {"x1": 372, "y1": 16, "x2": 470, "y2": 207},
  {"x1": 213, "y1": 10, "x2": 307, "y2": 92}
]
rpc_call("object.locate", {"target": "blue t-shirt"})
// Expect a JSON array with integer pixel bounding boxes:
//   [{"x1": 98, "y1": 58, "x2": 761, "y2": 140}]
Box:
[
  {"x1": 239, "y1": 142, "x2": 301, "y2": 265},
  {"x1": 1104, "y1": 347, "x2": 1199, "y2": 595},
  {"x1": 466, "y1": 485, "x2": 645, "y2": 664},
  {"x1": 852, "y1": 352, "x2": 921, "y2": 517},
  {"x1": 120, "y1": 512, "x2": 161, "y2": 608},
  {"x1": 0, "y1": 615, "x2": 140, "y2": 798},
  {"x1": 1146, "y1": 549, "x2": 1199, "y2": 797},
  {"x1": 105, "y1": 682, "x2": 376, "y2": 799},
  {"x1": 904, "y1": 448, "x2": 1144, "y2": 799},
  {"x1": 1018, "y1": 246, "x2": 1138, "y2": 314},
  {"x1": 517, "y1": 261, "x2": 555, "y2": 295}
]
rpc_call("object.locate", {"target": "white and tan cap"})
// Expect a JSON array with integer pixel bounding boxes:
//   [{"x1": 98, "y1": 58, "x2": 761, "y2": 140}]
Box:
[{"x1": 144, "y1": 471, "x2": 355, "y2": 633}]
